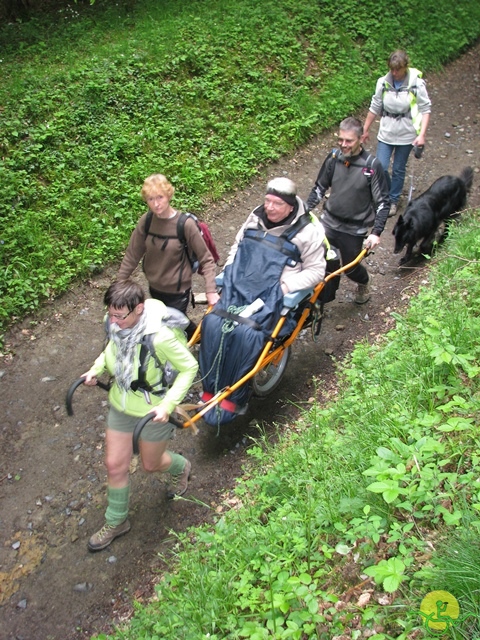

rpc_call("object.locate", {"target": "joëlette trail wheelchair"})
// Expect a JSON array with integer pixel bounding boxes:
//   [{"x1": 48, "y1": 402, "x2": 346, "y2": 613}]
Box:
[{"x1": 66, "y1": 248, "x2": 367, "y2": 452}]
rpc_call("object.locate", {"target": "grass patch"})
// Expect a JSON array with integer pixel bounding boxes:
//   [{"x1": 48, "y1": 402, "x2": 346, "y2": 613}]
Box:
[{"x1": 1, "y1": 0, "x2": 480, "y2": 344}]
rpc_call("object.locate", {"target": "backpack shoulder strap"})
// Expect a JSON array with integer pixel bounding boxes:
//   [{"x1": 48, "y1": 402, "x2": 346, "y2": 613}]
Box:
[
  {"x1": 134, "y1": 334, "x2": 165, "y2": 393},
  {"x1": 144, "y1": 210, "x2": 153, "y2": 236},
  {"x1": 176, "y1": 212, "x2": 189, "y2": 245},
  {"x1": 365, "y1": 153, "x2": 374, "y2": 171},
  {"x1": 177, "y1": 211, "x2": 200, "y2": 241},
  {"x1": 176, "y1": 212, "x2": 196, "y2": 269},
  {"x1": 140, "y1": 332, "x2": 179, "y2": 392},
  {"x1": 360, "y1": 152, "x2": 375, "y2": 185},
  {"x1": 282, "y1": 213, "x2": 311, "y2": 242},
  {"x1": 327, "y1": 148, "x2": 341, "y2": 182}
]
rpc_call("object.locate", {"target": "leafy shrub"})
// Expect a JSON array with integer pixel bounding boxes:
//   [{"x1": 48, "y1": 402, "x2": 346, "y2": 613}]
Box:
[{"x1": 1, "y1": 0, "x2": 479, "y2": 345}]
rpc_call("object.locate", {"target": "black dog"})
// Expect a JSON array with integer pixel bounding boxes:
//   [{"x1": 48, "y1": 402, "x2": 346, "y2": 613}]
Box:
[{"x1": 393, "y1": 166, "x2": 473, "y2": 265}]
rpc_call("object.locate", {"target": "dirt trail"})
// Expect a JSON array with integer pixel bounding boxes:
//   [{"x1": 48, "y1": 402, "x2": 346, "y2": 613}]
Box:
[{"x1": 1, "y1": 42, "x2": 479, "y2": 640}]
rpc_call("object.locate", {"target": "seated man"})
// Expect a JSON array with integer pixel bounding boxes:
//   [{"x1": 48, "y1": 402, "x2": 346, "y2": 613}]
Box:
[{"x1": 199, "y1": 177, "x2": 326, "y2": 426}]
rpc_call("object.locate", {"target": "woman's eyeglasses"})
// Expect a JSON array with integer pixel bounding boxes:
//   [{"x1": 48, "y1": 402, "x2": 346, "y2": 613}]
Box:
[{"x1": 108, "y1": 309, "x2": 133, "y2": 321}]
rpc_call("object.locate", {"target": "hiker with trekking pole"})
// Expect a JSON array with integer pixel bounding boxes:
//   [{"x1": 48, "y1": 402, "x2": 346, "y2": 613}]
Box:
[{"x1": 362, "y1": 49, "x2": 431, "y2": 217}]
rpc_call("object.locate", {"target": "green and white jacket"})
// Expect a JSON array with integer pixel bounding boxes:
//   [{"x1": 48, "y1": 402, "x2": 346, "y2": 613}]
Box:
[{"x1": 90, "y1": 299, "x2": 198, "y2": 417}]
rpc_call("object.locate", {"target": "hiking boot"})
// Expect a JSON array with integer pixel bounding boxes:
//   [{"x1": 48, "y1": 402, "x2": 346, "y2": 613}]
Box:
[
  {"x1": 355, "y1": 279, "x2": 371, "y2": 305},
  {"x1": 167, "y1": 459, "x2": 192, "y2": 500},
  {"x1": 88, "y1": 519, "x2": 131, "y2": 552},
  {"x1": 388, "y1": 203, "x2": 398, "y2": 218}
]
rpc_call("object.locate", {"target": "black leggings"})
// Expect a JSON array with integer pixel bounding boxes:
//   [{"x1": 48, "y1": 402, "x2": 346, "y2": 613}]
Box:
[
  {"x1": 149, "y1": 287, "x2": 197, "y2": 340},
  {"x1": 324, "y1": 227, "x2": 369, "y2": 285}
]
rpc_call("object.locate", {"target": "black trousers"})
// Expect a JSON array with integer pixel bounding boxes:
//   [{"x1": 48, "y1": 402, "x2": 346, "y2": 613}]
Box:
[
  {"x1": 323, "y1": 226, "x2": 369, "y2": 285},
  {"x1": 149, "y1": 287, "x2": 197, "y2": 340}
]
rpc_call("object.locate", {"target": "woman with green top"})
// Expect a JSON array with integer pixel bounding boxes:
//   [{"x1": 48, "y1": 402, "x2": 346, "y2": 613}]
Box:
[{"x1": 82, "y1": 279, "x2": 198, "y2": 551}]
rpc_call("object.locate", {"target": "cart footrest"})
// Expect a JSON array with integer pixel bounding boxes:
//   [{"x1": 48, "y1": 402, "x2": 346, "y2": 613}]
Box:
[{"x1": 201, "y1": 392, "x2": 247, "y2": 415}]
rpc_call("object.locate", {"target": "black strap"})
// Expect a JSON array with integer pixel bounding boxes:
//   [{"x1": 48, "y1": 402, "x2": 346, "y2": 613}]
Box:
[
  {"x1": 130, "y1": 337, "x2": 169, "y2": 396},
  {"x1": 144, "y1": 210, "x2": 153, "y2": 235},
  {"x1": 281, "y1": 213, "x2": 310, "y2": 242},
  {"x1": 383, "y1": 110, "x2": 409, "y2": 119},
  {"x1": 130, "y1": 343, "x2": 153, "y2": 392},
  {"x1": 213, "y1": 307, "x2": 262, "y2": 331}
]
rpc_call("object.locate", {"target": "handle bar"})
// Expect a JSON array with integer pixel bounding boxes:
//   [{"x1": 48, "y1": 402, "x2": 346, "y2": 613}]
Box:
[
  {"x1": 132, "y1": 412, "x2": 185, "y2": 455},
  {"x1": 66, "y1": 377, "x2": 110, "y2": 416}
]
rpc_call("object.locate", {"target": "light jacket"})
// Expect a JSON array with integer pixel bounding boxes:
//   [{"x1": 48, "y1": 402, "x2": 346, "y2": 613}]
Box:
[
  {"x1": 90, "y1": 299, "x2": 198, "y2": 417},
  {"x1": 369, "y1": 68, "x2": 431, "y2": 144},
  {"x1": 225, "y1": 197, "x2": 326, "y2": 292}
]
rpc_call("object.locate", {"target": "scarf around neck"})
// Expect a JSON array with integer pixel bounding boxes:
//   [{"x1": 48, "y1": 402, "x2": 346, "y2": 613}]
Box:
[{"x1": 109, "y1": 310, "x2": 148, "y2": 391}]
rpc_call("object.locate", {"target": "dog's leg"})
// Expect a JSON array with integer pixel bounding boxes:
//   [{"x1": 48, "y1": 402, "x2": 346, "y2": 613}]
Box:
[
  {"x1": 399, "y1": 244, "x2": 414, "y2": 265},
  {"x1": 419, "y1": 231, "x2": 437, "y2": 256}
]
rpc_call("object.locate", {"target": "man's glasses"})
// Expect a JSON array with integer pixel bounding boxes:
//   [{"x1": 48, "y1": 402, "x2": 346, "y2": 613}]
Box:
[{"x1": 108, "y1": 309, "x2": 133, "y2": 321}]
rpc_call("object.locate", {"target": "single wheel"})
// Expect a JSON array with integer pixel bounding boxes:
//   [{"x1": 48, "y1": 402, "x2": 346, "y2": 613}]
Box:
[{"x1": 252, "y1": 346, "x2": 290, "y2": 397}]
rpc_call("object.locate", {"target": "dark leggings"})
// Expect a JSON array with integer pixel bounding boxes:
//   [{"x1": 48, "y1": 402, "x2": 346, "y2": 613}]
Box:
[
  {"x1": 324, "y1": 227, "x2": 369, "y2": 285},
  {"x1": 149, "y1": 287, "x2": 197, "y2": 340}
]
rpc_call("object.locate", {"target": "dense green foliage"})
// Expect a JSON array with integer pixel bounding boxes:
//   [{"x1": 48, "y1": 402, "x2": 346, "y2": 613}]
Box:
[
  {"x1": 1, "y1": 0, "x2": 479, "y2": 342},
  {"x1": 95, "y1": 215, "x2": 480, "y2": 639},
  {"x1": 2, "y1": 1, "x2": 479, "y2": 636}
]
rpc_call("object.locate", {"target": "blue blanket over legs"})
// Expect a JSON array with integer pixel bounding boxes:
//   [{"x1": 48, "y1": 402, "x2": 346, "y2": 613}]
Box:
[{"x1": 199, "y1": 226, "x2": 303, "y2": 426}]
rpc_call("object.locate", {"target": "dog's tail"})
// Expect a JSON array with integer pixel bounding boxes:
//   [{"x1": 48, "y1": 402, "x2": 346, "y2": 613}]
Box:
[{"x1": 459, "y1": 166, "x2": 474, "y2": 194}]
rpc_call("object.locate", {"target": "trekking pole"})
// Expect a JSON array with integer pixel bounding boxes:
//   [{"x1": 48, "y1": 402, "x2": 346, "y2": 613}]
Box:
[{"x1": 408, "y1": 145, "x2": 424, "y2": 203}]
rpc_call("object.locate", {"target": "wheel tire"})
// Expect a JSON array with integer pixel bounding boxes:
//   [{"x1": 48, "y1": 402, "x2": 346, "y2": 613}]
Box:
[{"x1": 251, "y1": 346, "x2": 290, "y2": 397}]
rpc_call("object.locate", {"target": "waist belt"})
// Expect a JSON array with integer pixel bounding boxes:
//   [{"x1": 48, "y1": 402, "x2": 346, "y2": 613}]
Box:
[{"x1": 384, "y1": 111, "x2": 409, "y2": 119}]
